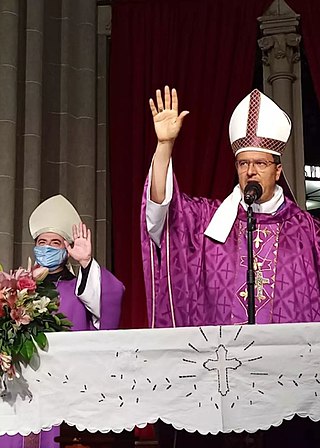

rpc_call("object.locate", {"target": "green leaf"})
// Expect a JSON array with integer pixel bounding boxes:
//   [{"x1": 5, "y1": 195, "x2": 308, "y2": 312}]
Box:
[
  {"x1": 59, "y1": 319, "x2": 73, "y2": 328},
  {"x1": 55, "y1": 313, "x2": 67, "y2": 319},
  {"x1": 36, "y1": 284, "x2": 59, "y2": 299},
  {"x1": 53, "y1": 315, "x2": 61, "y2": 326},
  {"x1": 33, "y1": 332, "x2": 48, "y2": 351},
  {"x1": 20, "y1": 339, "x2": 36, "y2": 362},
  {"x1": 10, "y1": 333, "x2": 23, "y2": 354}
]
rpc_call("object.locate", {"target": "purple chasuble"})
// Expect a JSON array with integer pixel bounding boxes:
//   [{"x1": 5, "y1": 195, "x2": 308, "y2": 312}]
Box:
[
  {"x1": 1, "y1": 268, "x2": 124, "y2": 448},
  {"x1": 56, "y1": 268, "x2": 124, "y2": 331},
  {"x1": 141, "y1": 175, "x2": 320, "y2": 328}
]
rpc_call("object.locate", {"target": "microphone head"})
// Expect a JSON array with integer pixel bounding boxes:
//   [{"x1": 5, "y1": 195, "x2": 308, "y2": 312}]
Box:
[{"x1": 244, "y1": 181, "x2": 263, "y2": 205}]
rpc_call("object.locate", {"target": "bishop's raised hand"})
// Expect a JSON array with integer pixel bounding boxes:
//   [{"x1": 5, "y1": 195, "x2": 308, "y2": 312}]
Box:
[
  {"x1": 149, "y1": 85, "x2": 189, "y2": 144},
  {"x1": 65, "y1": 222, "x2": 92, "y2": 269}
]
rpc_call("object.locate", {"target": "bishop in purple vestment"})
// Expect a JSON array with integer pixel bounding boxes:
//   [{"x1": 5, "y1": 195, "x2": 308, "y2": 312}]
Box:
[
  {"x1": 1, "y1": 195, "x2": 124, "y2": 448},
  {"x1": 140, "y1": 87, "x2": 320, "y2": 447},
  {"x1": 142, "y1": 86, "x2": 320, "y2": 328}
]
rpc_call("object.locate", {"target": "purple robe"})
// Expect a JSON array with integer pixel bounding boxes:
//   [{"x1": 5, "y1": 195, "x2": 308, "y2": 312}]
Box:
[
  {"x1": 1, "y1": 267, "x2": 124, "y2": 448},
  {"x1": 141, "y1": 175, "x2": 320, "y2": 328},
  {"x1": 57, "y1": 267, "x2": 124, "y2": 331}
]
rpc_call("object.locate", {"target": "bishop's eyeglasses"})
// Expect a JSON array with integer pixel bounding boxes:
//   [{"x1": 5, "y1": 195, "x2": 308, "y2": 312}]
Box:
[{"x1": 235, "y1": 159, "x2": 277, "y2": 173}]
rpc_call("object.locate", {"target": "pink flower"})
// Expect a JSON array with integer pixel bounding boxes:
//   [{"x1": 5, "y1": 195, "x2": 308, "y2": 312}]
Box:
[
  {"x1": 13, "y1": 268, "x2": 27, "y2": 279},
  {"x1": 0, "y1": 302, "x2": 5, "y2": 318},
  {"x1": 0, "y1": 286, "x2": 17, "y2": 313},
  {"x1": 6, "y1": 364, "x2": 16, "y2": 380},
  {"x1": 6, "y1": 290, "x2": 17, "y2": 309},
  {"x1": 0, "y1": 353, "x2": 12, "y2": 372},
  {"x1": 31, "y1": 265, "x2": 49, "y2": 282},
  {"x1": 0, "y1": 353, "x2": 17, "y2": 380},
  {"x1": 10, "y1": 307, "x2": 32, "y2": 326},
  {"x1": 17, "y1": 276, "x2": 36, "y2": 293},
  {"x1": 0, "y1": 272, "x2": 17, "y2": 291},
  {"x1": 0, "y1": 288, "x2": 8, "y2": 317}
]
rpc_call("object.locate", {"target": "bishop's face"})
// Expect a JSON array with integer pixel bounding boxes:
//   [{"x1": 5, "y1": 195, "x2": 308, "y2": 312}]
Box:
[
  {"x1": 36, "y1": 232, "x2": 65, "y2": 249},
  {"x1": 34, "y1": 232, "x2": 68, "y2": 274},
  {"x1": 235, "y1": 151, "x2": 282, "y2": 203}
]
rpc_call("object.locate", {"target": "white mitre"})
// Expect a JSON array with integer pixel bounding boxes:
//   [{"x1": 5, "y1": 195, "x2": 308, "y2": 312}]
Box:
[
  {"x1": 29, "y1": 195, "x2": 81, "y2": 243},
  {"x1": 229, "y1": 89, "x2": 292, "y2": 156},
  {"x1": 205, "y1": 89, "x2": 292, "y2": 243}
]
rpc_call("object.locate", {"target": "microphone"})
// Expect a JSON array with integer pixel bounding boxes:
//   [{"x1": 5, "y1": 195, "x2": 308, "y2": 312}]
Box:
[{"x1": 244, "y1": 181, "x2": 263, "y2": 205}]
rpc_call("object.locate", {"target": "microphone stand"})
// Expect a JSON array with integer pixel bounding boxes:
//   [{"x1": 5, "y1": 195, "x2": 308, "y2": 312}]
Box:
[{"x1": 247, "y1": 204, "x2": 256, "y2": 324}]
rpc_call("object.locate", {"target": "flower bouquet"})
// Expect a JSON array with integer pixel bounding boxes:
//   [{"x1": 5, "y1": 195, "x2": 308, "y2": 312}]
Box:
[{"x1": 0, "y1": 264, "x2": 72, "y2": 391}]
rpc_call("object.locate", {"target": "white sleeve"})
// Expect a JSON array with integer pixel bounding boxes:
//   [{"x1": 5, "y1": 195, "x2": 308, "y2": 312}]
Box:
[
  {"x1": 146, "y1": 158, "x2": 173, "y2": 247},
  {"x1": 76, "y1": 258, "x2": 101, "y2": 329}
]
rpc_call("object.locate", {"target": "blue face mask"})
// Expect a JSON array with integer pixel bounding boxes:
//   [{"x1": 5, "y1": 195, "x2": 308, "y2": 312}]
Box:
[{"x1": 33, "y1": 246, "x2": 68, "y2": 272}]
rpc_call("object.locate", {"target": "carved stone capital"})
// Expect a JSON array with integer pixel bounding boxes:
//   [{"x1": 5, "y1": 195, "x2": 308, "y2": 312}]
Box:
[{"x1": 258, "y1": 33, "x2": 300, "y2": 72}]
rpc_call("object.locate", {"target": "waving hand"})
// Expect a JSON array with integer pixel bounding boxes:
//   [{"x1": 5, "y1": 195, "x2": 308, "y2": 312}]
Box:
[
  {"x1": 65, "y1": 223, "x2": 92, "y2": 269},
  {"x1": 149, "y1": 86, "x2": 189, "y2": 143}
]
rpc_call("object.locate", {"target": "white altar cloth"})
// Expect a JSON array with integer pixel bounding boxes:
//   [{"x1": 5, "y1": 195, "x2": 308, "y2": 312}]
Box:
[{"x1": 1, "y1": 322, "x2": 320, "y2": 436}]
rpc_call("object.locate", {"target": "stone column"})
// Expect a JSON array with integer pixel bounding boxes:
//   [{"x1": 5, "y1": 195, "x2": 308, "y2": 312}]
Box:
[
  {"x1": 96, "y1": 4, "x2": 113, "y2": 269},
  {"x1": 0, "y1": 0, "x2": 19, "y2": 269},
  {"x1": 258, "y1": 0, "x2": 305, "y2": 208}
]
